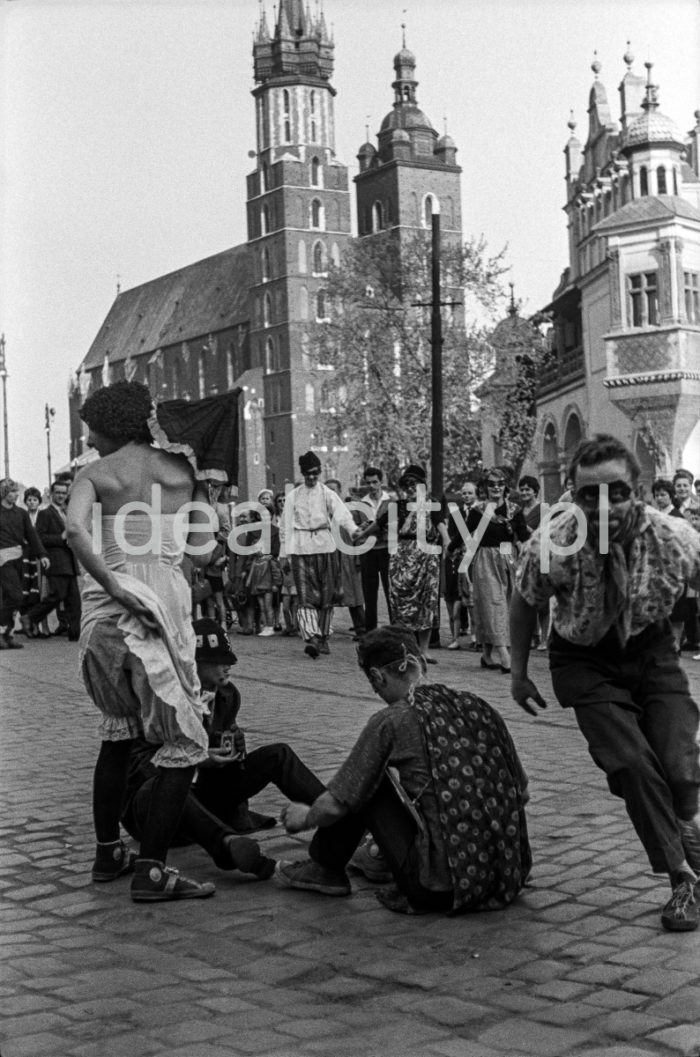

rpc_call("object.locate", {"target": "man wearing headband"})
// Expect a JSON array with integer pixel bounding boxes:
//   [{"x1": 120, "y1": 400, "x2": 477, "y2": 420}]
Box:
[
  {"x1": 274, "y1": 626, "x2": 530, "y2": 914},
  {"x1": 511, "y1": 434, "x2": 700, "y2": 933},
  {"x1": 286, "y1": 451, "x2": 360, "y2": 659}
]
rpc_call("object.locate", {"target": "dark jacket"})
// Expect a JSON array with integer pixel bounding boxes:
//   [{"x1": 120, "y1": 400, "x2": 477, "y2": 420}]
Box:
[{"x1": 36, "y1": 505, "x2": 77, "y2": 575}]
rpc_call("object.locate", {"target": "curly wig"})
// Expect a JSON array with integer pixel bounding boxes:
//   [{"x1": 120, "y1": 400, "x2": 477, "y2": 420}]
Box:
[{"x1": 80, "y1": 381, "x2": 153, "y2": 445}]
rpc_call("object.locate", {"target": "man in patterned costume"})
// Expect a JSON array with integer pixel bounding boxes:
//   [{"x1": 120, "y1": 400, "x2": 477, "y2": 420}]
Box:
[
  {"x1": 274, "y1": 626, "x2": 531, "y2": 914},
  {"x1": 510, "y1": 434, "x2": 700, "y2": 933}
]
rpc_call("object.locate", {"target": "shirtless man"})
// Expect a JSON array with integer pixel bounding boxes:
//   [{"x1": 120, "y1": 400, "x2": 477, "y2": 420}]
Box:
[{"x1": 66, "y1": 380, "x2": 217, "y2": 902}]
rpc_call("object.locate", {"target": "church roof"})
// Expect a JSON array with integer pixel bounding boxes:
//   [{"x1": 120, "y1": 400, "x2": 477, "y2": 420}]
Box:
[
  {"x1": 622, "y1": 108, "x2": 684, "y2": 150},
  {"x1": 593, "y1": 195, "x2": 700, "y2": 232},
  {"x1": 380, "y1": 105, "x2": 434, "y2": 133},
  {"x1": 80, "y1": 244, "x2": 251, "y2": 371}
]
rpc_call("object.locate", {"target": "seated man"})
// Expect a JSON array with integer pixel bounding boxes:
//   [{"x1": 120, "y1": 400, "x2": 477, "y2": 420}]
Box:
[
  {"x1": 122, "y1": 618, "x2": 324, "y2": 872},
  {"x1": 275, "y1": 626, "x2": 531, "y2": 914}
]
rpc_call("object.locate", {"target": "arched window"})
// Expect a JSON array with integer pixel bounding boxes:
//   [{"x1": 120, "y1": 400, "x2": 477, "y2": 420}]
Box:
[
  {"x1": 657, "y1": 166, "x2": 667, "y2": 195},
  {"x1": 299, "y1": 286, "x2": 309, "y2": 320},
  {"x1": 312, "y1": 241, "x2": 325, "y2": 275},
  {"x1": 311, "y1": 198, "x2": 323, "y2": 229},
  {"x1": 423, "y1": 194, "x2": 437, "y2": 227},
  {"x1": 673, "y1": 168, "x2": 679, "y2": 195},
  {"x1": 283, "y1": 88, "x2": 291, "y2": 143},
  {"x1": 331, "y1": 242, "x2": 340, "y2": 267},
  {"x1": 261, "y1": 247, "x2": 270, "y2": 281},
  {"x1": 301, "y1": 334, "x2": 311, "y2": 371},
  {"x1": 263, "y1": 292, "x2": 272, "y2": 328},
  {"x1": 265, "y1": 337, "x2": 275, "y2": 374},
  {"x1": 372, "y1": 201, "x2": 383, "y2": 232},
  {"x1": 261, "y1": 204, "x2": 270, "y2": 235},
  {"x1": 316, "y1": 289, "x2": 329, "y2": 321},
  {"x1": 305, "y1": 383, "x2": 315, "y2": 412},
  {"x1": 262, "y1": 163, "x2": 270, "y2": 192},
  {"x1": 640, "y1": 166, "x2": 648, "y2": 196},
  {"x1": 310, "y1": 91, "x2": 317, "y2": 142},
  {"x1": 310, "y1": 156, "x2": 321, "y2": 187},
  {"x1": 298, "y1": 239, "x2": 307, "y2": 273}
]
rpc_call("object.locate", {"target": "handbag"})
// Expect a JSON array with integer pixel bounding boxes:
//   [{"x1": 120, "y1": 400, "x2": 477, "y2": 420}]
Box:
[{"x1": 192, "y1": 573, "x2": 213, "y2": 604}]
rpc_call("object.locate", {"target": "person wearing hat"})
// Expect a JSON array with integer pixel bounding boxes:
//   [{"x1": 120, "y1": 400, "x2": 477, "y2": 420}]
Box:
[
  {"x1": 357, "y1": 465, "x2": 449, "y2": 661},
  {"x1": 275, "y1": 626, "x2": 531, "y2": 913},
  {"x1": 286, "y1": 451, "x2": 361, "y2": 659},
  {"x1": 121, "y1": 617, "x2": 325, "y2": 877}
]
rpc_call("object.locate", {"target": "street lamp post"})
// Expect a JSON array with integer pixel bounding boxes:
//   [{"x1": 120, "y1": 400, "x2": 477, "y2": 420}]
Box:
[
  {"x1": 0, "y1": 334, "x2": 9, "y2": 478},
  {"x1": 45, "y1": 403, "x2": 56, "y2": 488}
]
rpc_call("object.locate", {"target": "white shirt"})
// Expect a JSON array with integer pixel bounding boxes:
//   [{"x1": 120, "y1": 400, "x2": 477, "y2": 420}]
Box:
[{"x1": 286, "y1": 483, "x2": 358, "y2": 555}]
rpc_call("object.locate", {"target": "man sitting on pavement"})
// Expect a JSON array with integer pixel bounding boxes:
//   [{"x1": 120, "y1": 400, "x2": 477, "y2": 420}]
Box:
[
  {"x1": 122, "y1": 618, "x2": 325, "y2": 872},
  {"x1": 510, "y1": 433, "x2": 700, "y2": 933},
  {"x1": 275, "y1": 626, "x2": 531, "y2": 915}
]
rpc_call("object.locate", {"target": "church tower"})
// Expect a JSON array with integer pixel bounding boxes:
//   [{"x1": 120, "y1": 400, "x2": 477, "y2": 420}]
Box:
[
  {"x1": 355, "y1": 36, "x2": 462, "y2": 246},
  {"x1": 247, "y1": 0, "x2": 352, "y2": 488}
]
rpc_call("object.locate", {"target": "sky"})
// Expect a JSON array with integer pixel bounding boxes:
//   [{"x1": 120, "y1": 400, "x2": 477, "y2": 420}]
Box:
[{"x1": 1, "y1": 0, "x2": 699, "y2": 489}]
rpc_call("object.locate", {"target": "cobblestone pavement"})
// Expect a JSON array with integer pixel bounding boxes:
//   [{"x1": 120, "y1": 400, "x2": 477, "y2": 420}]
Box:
[{"x1": 2, "y1": 622, "x2": 700, "y2": 1057}]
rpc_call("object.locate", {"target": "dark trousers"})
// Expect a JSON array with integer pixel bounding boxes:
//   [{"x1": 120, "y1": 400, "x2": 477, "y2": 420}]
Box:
[
  {"x1": 29, "y1": 574, "x2": 81, "y2": 636},
  {"x1": 310, "y1": 775, "x2": 452, "y2": 911},
  {"x1": 360, "y1": 547, "x2": 391, "y2": 631},
  {"x1": 193, "y1": 743, "x2": 325, "y2": 829},
  {"x1": 0, "y1": 558, "x2": 24, "y2": 628},
  {"x1": 550, "y1": 622, "x2": 700, "y2": 874}
]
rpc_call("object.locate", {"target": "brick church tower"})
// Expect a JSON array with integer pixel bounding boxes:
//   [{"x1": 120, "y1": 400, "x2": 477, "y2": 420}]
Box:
[
  {"x1": 355, "y1": 35, "x2": 463, "y2": 247},
  {"x1": 247, "y1": 0, "x2": 352, "y2": 488}
]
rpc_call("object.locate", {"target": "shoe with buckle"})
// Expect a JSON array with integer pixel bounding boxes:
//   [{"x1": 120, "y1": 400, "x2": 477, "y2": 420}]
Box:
[
  {"x1": 91, "y1": 839, "x2": 138, "y2": 882},
  {"x1": 273, "y1": 859, "x2": 351, "y2": 896},
  {"x1": 131, "y1": 859, "x2": 216, "y2": 902},
  {"x1": 661, "y1": 873, "x2": 699, "y2": 932}
]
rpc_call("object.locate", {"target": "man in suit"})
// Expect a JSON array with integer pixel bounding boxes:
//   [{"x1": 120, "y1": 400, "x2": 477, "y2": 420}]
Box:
[{"x1": 24, "y1": 479, "x2": 81, "y2": 639}]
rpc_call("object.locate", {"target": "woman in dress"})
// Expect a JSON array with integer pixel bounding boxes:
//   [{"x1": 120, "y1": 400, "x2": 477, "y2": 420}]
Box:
[
  {"x1": 466, "y1": 469, "x2": 529, "y2": 673},
  {"x1": 358, "y1": 464, "x2": 448, "y2": 661},
  {"x1": 20, "y1": 487, "x2": 51, "y2": 638}
]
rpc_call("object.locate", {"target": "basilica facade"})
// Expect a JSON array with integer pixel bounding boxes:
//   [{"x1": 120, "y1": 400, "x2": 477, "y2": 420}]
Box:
[{"x1": 69, "y1": 0, "x2": 462, "y2": 495}]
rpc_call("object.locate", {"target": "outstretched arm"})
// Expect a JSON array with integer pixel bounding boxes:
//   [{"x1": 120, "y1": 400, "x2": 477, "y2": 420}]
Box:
[{"x1": 510, "y1": 588, "x2": 547, "y2": 715}]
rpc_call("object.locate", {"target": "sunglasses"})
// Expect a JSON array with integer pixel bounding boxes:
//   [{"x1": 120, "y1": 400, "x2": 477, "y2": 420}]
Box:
[
  {"x1": 574, "y1": 480, "x2": 633, "y2": 506},
  {"x1": 304, "y1": 469, "x2": 320, "y2": 477}
]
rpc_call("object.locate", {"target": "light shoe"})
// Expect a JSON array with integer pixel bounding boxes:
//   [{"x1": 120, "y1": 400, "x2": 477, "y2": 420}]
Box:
[
  {"x1": 273, "y1": 859, "x2": 351, "y2": 896},
  {"x1": 257, "y1": 626, "x2": 275, "y2": 637},
  {"x1": 349, "y1": 838, "x2": 393, "y2": 883},
  {"x1": 693, "y1": 654, "x2": 700, "y2": 661},
  {"x1": 131, "y1": 860, "x2": 216, "y2": 902},
  {"x1": 446, "y1": 640, "x2": 461, "y2": 651}
]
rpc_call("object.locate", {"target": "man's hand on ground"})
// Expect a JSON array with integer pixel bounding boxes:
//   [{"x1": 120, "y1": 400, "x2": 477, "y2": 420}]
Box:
[
  {"x1": 511, "y1": 675, "x2": 547, "y2": 716},
  {"x1": 281, "y1": 802, "x2": 311, "y2": 833}
]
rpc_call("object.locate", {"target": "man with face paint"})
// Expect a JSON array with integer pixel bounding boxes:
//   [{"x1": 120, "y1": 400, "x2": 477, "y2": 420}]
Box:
[
  {"x1": 274, "y1": 626, "x2": 531, "y2": 914},
  {"x1": 510, "y1": 434, "x2": 700, "y2": 933}
]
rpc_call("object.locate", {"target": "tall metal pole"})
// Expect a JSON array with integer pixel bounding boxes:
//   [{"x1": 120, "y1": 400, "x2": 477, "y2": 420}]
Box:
[
  {"x1": 45, "y1": 403, "x2": 55, "y2": 488},
  {"x1": 430, "y1": 211, "x2": 443, "y2": 499},
  {"x1": 0, "y1": 335, "x2": 9, "y2": 478}
]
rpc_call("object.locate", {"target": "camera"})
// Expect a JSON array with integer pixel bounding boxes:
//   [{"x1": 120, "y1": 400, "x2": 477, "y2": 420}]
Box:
[{"x1": 210, "y1": 731, "x2": 234, "y2": 756}]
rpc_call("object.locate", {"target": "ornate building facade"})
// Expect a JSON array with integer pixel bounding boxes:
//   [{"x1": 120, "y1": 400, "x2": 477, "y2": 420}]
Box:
[
  {"x1": 69, "y1": 2, "x2": 461, "y2": 493},
  {"x1": 532, "y1": 50, "x2": 700, "y2": 501}
]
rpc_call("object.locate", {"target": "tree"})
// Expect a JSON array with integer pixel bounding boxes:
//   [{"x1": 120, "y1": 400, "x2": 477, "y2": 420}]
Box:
[{"x1": 311, "y1": 231, "x2": 508, "y2": 489}]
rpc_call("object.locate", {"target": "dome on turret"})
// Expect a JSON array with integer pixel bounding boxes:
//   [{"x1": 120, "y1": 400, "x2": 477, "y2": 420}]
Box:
[
  {"x1": 380, "y1": 106, "x2": 434, "y2": 133},
  {"x1": 358, "y1": 141, "x2": 376, "y2": 157},
  {"x1": 623, "y1": 109, "x2": 685, "y2": 150},
  {"x1": 437, "y1": 133, "x2": 455, "y2": 150},
  {"x1": 394, "y1": 45, "x2": 415, "y2": 67}
]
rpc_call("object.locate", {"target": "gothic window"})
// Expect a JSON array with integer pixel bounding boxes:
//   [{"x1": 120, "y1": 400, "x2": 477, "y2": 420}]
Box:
[
  {"x1": 673, "y1": 168, "x2": 678, "y2": 195},
  {"x1": 372, "y1": 201, "x2": 383, "y2": 232},
  {"x1": 262, "y1": 163, "x2": 271, "y2": 192},
  {"x1": 657, "y1": 166, "x2": 667, "y2": 194},
  {"x1": 265, "y1": 337, "x2": 275, "y2": 374},
  {"x1": 310, "y1": 156, "x2": 321, "y2": 187},
  {"x1": 316, "y1": 289, "x2": 329, "y2": 321},
  {"x1": 423, "y1": 194, "x2": 437, "y2": 227},
  {"x1": 299, "y1": 285, "x2": 309, "y2": 320},
  {"x1": 298, "y1": 239, "x2": 307, "y2": 273},
  {"x1": 627, "y1": 272, "x2": 658, "y2": 327},
  {"x1": 261, "y1": 203, "x2": 270, "y2": 235},
  {"x1": 305, "y1": 383, "x2": 315, "y2": 412},
  {"x1": 311, "y1": 198, "x2": 324, "y2": 229},
  {"x1": 301, "y1": 334, "x2": 311, "y2": 370},
  {"x1": 283, "y1": 89, "x2": 291, "y2": 143},
  {"x1": 331, "y1": 242, "x2": 340, "y2": 267},
  {"x1": 310, "y1": 90, "x2": 316, "y2": 143},
  {"x1": 263, "y1": 292, "x2": 272, "y2": 328},
  {"x1": 312, "y1": 241, "x2": 325, "y2": 275},
  {"x1": 640, "y1": 166, "x2": 648, "y2": 196},
  {"x1": 261, "y1": 246, "x2": 270, "y2": 281},
  {"x1": 684, "y1": 271, "x2": 700, "y2": 323}
]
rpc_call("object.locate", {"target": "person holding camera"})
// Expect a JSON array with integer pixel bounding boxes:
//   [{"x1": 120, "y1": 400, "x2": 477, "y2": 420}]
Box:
[{"x1": 121, "y1": 618, "x2": 325, "y2": 868}]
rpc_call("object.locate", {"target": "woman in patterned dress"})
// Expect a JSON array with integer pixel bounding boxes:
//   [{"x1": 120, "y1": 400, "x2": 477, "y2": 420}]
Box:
[{"x1": 358, "y1": 465, "x2": 448, "y2": 660}]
